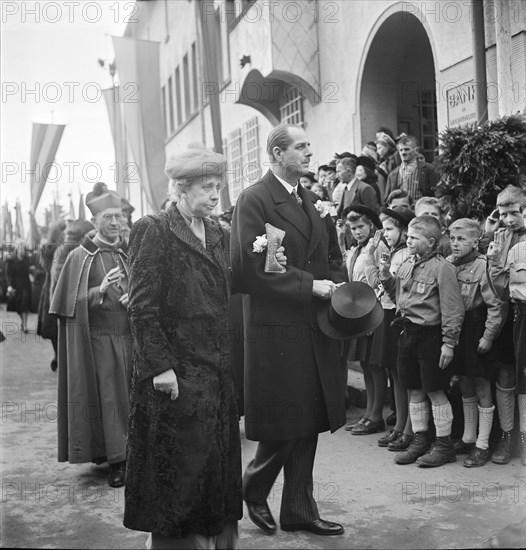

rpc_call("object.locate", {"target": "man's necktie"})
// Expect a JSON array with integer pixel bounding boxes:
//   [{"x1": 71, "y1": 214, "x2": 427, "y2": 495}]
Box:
[{"x1": 291, "y1": 188, "x2": 303, "y2": 207}]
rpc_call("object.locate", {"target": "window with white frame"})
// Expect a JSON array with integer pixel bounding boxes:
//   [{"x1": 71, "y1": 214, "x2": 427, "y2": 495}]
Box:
[
  {"x1": 224, "y1": 117, "x2": 260, "y2": 202},
  {"x1": 227, "y1": 128, "x2": 243, "y2": 201},
  {"x1": 279, "y1": 85, "x2": 303, "y2": 125},
  {"x1": 242, "y1": 117, "x2": 260, "y2": 187}
]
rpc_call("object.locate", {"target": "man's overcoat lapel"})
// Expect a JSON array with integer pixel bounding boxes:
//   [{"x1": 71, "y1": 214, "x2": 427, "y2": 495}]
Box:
[{"x1": 264, "y1": 172, "x2": 311, "y2": 242}]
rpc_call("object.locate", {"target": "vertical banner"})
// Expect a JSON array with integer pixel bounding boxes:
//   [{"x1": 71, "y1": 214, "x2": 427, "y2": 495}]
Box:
[
  {"x1": 78, "y1": 194, "x2": 86, "y2": 221},
  {"x1": 14, "y1": 201, "x2": 25, "y2": 241},
  {"x1": 112, "y1": 37, "x2": 167, "y2": 212},
  {"x1": 1, "y1": 203, "x2": 13, "y2": 242},
  {"x1": 29, "y1": 123, "x2": 66, "y2": 214},
  {"x1": 68, "y1": 194, "x2": 76, "y2": 220},
  {"x1": 28, "y1": 212, "x2": 41, "y2": 250},
  {"x1": 103, "y1": 86, "x2": 128, "y2": 198},
  {"x1": 199, "y1": 0, "x2": 231, "y2": 210}
]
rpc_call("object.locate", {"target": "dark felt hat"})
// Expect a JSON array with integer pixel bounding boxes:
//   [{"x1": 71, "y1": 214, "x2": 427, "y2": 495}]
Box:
[
  {"x1": 356, "y1": 155, "x2": 376, "y2": 173},
  {"x1": 318, "y1": 160, "x2": 337, "y2": 172},
  {"x1": 334, "y1": 152, "x2": 357, "y2": 161},
  {"x1": 341, "y1": 204, "x2": 382, "y2": 229},
  {"x1": 317, "y1": 282, "x2": 384, "y2": 340},
  {"x1": 380, "y1": 205, "x2": 415, "y2": 227}
]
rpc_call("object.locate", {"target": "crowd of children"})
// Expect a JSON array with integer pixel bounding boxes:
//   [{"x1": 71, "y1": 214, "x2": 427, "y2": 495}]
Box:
[{"x1": 339, "y1": 185, "x2": 526, "y2": 469}]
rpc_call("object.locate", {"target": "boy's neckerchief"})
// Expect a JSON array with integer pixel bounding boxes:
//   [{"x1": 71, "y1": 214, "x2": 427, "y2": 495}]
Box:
[
  {"x1": 413, "y1": 249, "x2": 440, "y2": 267},
  {"x1": 390, "y1": 240, "x2": 407, "y2": 255},
  {"x1": 451, "y1": 250, "x2": 481, "y2": 267}
]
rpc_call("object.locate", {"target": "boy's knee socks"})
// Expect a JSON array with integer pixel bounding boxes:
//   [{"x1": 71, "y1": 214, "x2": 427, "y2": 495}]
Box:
[
  {"x1": 476, "y1": 405, "x2": 495, "y2": 450},
  {"x1": 432, "y1": 402, "x2": 454, "y2": 437},
  {"x1": 461, "y1": 396, "x2": 478, "y2": 443},
  {"x1": 410, "y1": 400, "x2": 430, "y2": 433},
  {"x1": 496, "y1": 384, "x2": 515, "y2": 432}
]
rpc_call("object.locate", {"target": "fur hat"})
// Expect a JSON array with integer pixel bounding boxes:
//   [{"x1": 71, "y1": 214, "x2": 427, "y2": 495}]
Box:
[{"x1": 165, "y1": 143, "x2": 227, "y2": 181}]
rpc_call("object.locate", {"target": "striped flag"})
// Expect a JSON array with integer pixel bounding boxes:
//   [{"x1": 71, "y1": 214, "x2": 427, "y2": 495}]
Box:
[
  {"x1": 199, "y1": 0, "x2": 231, "y2": 210},
  {"x1": 29, "y1": 123, "x2": 66, "y2": 214},
  {"x1": 103, "y1": 85, "x2": 128, "y2": 199},
  {"x1": 112, "y1": 36, "x2": 166, "y2": 212}
]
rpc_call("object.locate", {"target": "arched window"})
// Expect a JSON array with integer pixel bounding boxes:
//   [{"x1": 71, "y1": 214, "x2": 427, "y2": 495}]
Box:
[{"x1": 279, "y1": 85, "x2": 304, "y2": 125}]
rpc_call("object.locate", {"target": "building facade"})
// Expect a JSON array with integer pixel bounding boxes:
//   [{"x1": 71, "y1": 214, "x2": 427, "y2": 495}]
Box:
[{"x1": 124, "y1": 0, "x2": 526, "y2": 208}]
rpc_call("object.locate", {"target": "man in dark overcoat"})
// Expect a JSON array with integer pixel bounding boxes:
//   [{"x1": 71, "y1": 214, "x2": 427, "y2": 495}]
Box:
[{"x1": 230, "y1": 124, "x2": 347, "y2": 536}]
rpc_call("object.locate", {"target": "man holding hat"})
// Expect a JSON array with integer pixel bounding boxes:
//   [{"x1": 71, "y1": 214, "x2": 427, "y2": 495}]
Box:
[
  {"x1": 231, "y1": 124, "x2": 348, "y2": 537},
  {"x1": 50, "y1": 184, "x2": 131, "y2": 488}
]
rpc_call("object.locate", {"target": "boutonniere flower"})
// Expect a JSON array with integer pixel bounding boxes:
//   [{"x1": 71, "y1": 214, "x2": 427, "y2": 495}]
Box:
[
  {"x1": 314, "y1": 200, "x2": 332, "y2": 218},
  {"x1": 252, "y1": 234, "x2": 268, "y2": 253}
]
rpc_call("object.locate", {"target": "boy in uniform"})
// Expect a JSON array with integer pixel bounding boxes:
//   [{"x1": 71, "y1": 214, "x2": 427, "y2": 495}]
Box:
[
  {"x1": 447, "y1": 218, "x2": 504, "y2": 467},
  {"x1": 389, "y1": 216, "x2": 464, "y2": 467},
  {"x1": 487, "y1": 186, "x2": 526, "y2": 465}
]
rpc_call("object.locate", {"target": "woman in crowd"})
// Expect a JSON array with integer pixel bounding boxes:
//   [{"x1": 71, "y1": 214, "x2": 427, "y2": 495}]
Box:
[
  {"x1": 123, "y1": 146, "x2": 245, "y2": 549},
  {"x1": 342, "y1": 205, "x2": 389, "y2": 435},
  {"x1": 6, "y1": 241, "x2": 32, "y2": 333}
]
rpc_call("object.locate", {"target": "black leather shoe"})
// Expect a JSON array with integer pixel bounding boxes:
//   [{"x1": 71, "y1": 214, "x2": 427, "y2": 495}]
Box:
[
  {"x1": 388, "y1": 433, "x2": 414, "y2": 452},
  {"x1": 452, "y1": 438, "x2": 475, "y2": 455},
  {"x1": 351, "y1": 418, "x2": 385, "y2": 435},
  {"x1": 378, "y1": 429, "x2": 402, "y2": 447},
  {"x1": 108, "y1": 462, "x2": 126, "y2": 488},
  {"x1": 281, "y1": 518, "x2": 344, "y2": 536},
  {"x1": 245, "y1": 501, "x2": 276, "y2": 534}
]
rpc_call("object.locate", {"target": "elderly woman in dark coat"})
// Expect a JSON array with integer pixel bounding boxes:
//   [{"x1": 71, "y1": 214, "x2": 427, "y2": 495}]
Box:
[{"x1": 123, "y1": 146, "x2": 243, "y2": 549}]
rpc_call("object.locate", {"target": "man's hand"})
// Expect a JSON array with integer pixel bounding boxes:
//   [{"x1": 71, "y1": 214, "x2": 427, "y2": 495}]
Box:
[
  {"x1": 276, "y1": 246, "x2": 287, "y2": 267},
  {"x1": 153, "y1": 369, "x2": 179, "y2": 400},
  {"x1": 439, "y1": 344, "x2": 454, "y2": 369},
  {"x1": 99, "y1": 266, "x2": 124, "y2": 295},
  {"x1": 477, "y1": 337, "x2": 492, "y2": 354},
  {"x1": 312, "y1": 279, "x2": 336, "y2": 300}
]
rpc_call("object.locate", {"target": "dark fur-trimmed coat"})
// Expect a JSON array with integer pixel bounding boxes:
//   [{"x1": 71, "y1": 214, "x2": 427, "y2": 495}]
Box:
[{"x1": 123, "y1": 205, "x2": 242, "y2": 537}]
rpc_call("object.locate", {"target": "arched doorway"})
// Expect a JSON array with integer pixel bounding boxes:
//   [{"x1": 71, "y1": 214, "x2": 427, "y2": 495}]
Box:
[{"x1": 359, "y1": 12, "x2": 437, "y2": 161}]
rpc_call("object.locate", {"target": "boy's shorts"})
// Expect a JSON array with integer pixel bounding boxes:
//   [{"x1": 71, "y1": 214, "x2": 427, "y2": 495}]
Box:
[
  {"x1": 397, "y1": 323, "x2": 452, "y2": 393},
  {"x1": 513, "y1": 302, "x2": 526, "y2": 394},
  {"x1": 451, "y1": 307, "x2": 495, "y2": 379}
]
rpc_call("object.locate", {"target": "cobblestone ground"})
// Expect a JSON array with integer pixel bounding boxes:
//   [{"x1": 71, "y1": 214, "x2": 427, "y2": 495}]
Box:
[{"x1": 1, "y1": 308, "x2": 525, "y2": 549}]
